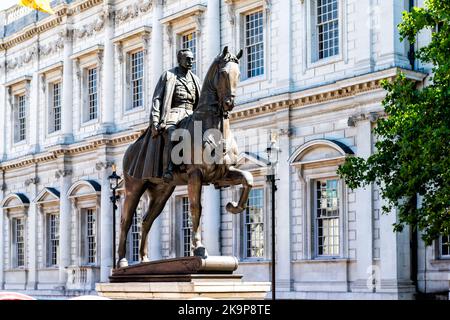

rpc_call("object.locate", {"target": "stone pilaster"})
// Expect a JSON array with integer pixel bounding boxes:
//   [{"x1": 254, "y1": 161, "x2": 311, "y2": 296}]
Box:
[
  {"x1": 200, "y1": 0, "x2": 222, "y2": 257},
  {"x1": 96, "y1": 161, "x2": 113, "y2": 282},
  {"x1": 275, "y1": 0, "x2": 292, "y2": 91},
  {"x1": 0, "y1": 170, "x2": 5, "y2": 289},
  {"x1": 25, "y1": 172, "x2": 39, "y2": 290},
  {"x1": 275, "y1": 126, "x2": 292, "y2": 292},
  {"x1": 354, "y1": 0, "x2": 374, "y2": 73},
  {"x1": 60, "y1": 26, "x2": 74, "y2": 144},
  {"x1": 353, "y1": 119, "x2": 374, "y2": 291},
  {"x1": 101, "y1": 5, "x2": 115, "y2": 133},
  {"x1": 0, "y1": 54, "x2": 5, "y2": 161},
  {"x1": 55, "y1": 169, "x2": 72, "y2": 286}
]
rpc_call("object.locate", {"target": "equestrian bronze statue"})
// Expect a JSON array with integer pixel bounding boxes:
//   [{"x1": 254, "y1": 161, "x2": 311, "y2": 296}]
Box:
[{"x1": 117, "y1": 47, "x2": 252, "y2": 268}]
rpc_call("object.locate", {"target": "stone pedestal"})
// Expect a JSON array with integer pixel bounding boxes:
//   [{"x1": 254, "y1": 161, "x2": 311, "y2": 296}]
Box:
[
  {"x1": 96, "y1": 277, "x2": 270, "y2": 300},
  {"x1": 96, "y1": 256, "x2": 270, "y2": 299}
]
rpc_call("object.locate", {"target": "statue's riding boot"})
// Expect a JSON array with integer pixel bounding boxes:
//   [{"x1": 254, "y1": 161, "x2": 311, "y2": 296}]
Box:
[{"x1": 163, "y1": 127, "x2": 175, "y2": 183}]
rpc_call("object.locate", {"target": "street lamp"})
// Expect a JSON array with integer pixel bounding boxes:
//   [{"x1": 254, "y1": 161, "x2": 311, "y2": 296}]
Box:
[
  {"x1": 108, "y1": 164, "x2": 121, "y2": 270},
  {"x1": 266, "y1": 135, "x2": 279, "y2": 300}
]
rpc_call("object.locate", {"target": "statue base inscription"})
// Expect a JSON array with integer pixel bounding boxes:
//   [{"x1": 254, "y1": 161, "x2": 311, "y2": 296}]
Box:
[{"x1": 97, "y1": 256, "x2": 271, "y2": 299}]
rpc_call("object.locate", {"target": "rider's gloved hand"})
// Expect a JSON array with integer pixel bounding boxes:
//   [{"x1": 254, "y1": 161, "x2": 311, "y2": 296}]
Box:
[{"x1": 151, "y1": 123, "x2": 159, "y2": 138}]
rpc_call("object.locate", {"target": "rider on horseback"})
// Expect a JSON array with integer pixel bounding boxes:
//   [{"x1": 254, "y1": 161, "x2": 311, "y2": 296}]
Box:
[{"x1": 150, "y1": 49, "x2": 201, "y2": 182}]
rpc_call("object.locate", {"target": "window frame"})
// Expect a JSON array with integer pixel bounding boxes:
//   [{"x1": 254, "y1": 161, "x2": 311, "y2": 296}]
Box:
[
  {"x1": 13, "y1": 93, "x2": 27, "y2": 144},
  {"x1": 80, "y1": 63, "x2": 101, "y2": 125},
  {"x1": 46, "y1": 212, "x2": 60, "y2": 267},
  {"x1": 179, "y1": 29, "x2": 199, "y2": 76},
  {"x1": 48, "y1": 81, "x2": 62, "y2": 134},
  {"x1": 305, "y1": 0, "x2": 346, "y2": 69},
  {"x1": 439, "y1": 235, "x2": 450, "y2": 259},
  {"x1": 124, "y1": 48, "x2": 146, "y2": 113},
  {"x1": 11, "y1": 216, "x2": 26, "y2": 269},
  {"x1": 237, "y1": 5, "x2": 268, "y2": 83},
  {"x1": 313, "y1": 178, "x2": 342, "y2": 258},
  {"x1": 79, "y1": 207, "x2": 99, "y2": 266},
  {"x1": 242, "y1": 187, "x2": 266, "y2": 260},
  {"x1": 179, "y1": 196, "x2": 193, "y2": 257}
]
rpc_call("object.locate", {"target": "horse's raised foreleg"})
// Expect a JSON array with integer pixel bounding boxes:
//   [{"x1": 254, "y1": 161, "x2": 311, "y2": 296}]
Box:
[
  {"x1": 224, "y1": 167, "x2": 254, "y2": 214},
  {"x1": 188, "y1": 169, "x2": 208, "y2": 258},
  {"x1": 139, "y1": 184, "x2": 175, "y2": 262},
  {"x1": 117, "y1": 173, "x2": 147, "y2": 268}
]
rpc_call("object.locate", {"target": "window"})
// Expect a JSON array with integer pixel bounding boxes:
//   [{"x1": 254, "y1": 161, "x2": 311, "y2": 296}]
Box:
[
  {"x1": 12, "y1": 218, "x2": 25, "y2": 268},
  {"x1": 181, "y1": 31, "x2": 197, "y2": 74},
  {"x1": 80, "y1": 208, "x2": 97, "y2": 265},
  {"x1": 14, "y1": 94, "x2": 26, "y2": 142},
  {"x1": 130, "y1": 51, "x2": 144, "y2": 109},
  {"x1": 316, "y1": 0, "x2": 339, "y2": 60},
  {"x1": 181, "y1": 197, "x2": 192, "y2": 257},
  {"x1": 47, "y1": 214, "x2": 60, "y2": 266},
  {"x1": 49, "y1": 82, "x2": 61, "y2": 133},
  {"x1": 129, "y1": 210, "x2": 142, "y2": 263},
  {"x1": 244, "y1": 10, "x2": 264, "y2": 78},
  {"x1": 440, "y1": 235, "x2": 450, "y2": 258},
  {"x1": 314, "y1": 179, "x2": 340, "y2": 257},
  {"x1": 244, "y1": 188, "x2": 264, "y2": 258},
  {"x1": 87, "y1": 68, "x2": 98, "y2": 121}
]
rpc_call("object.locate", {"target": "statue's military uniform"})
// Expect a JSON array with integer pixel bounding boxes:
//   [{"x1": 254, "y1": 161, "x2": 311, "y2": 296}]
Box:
[{"x1": 149, "y1": 66, "x2": 201, "y2": 178}]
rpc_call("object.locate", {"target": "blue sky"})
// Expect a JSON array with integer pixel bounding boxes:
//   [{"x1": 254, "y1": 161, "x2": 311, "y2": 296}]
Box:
[{"x1": 0, "y1": 0, "x2": 20, "y2": 11}]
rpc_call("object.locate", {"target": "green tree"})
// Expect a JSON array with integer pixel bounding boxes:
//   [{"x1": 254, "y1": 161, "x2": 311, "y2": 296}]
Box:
[{"x1": 337, "y1": 0, "x2": 450, "y2": 245}]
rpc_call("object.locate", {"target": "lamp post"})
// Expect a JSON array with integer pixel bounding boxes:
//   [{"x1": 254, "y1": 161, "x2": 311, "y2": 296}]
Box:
[
  {"x1": 108, "y1": 164, "x2": 120, "y2": 270},
  {"x1": 266, "y1": 136, "x2": 279, "y2": 300}
]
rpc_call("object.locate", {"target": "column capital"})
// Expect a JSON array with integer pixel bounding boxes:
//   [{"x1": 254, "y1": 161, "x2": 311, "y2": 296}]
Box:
[
  {"x1": 24, "y1": 177, "x2": 40, "y2": 187},
  {"x1": 224, "y1": 0, "x2": 235, "y2": 25},
  {"x1": 347, "y1": 111, "x2": 384, "y2": 127}
]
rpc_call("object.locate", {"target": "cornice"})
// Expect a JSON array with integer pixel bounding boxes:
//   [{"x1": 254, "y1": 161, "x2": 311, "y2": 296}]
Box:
[
  {"x1": 160, "y1": 4, "x2": 207, "y2": 25},
  {"x1": 0, "y1": 128, "x2": 146, "y2": 172},
  {"x1": 229, "y1": 68, "x2": 426, "y2": 122}
]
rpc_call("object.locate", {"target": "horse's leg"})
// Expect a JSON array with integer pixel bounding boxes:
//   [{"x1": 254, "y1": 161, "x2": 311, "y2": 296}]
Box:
[
  {"x1": 139, "y1": 184, "x2": 175, "y2": 262},
  {"x1": 188, "y1": 169, "x2": 208, "y2": 257},
  {"x1": 224, "y1": 167, "x2": 254, "y2": 214},
  {"x1": 117, "y1": 173, "x2": 147, "y2": 268}
]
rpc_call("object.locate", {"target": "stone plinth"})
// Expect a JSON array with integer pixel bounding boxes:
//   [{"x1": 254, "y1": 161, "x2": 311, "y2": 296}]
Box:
[{"x1": 96, "y1": 275, "x2": 271, "y2": 300}]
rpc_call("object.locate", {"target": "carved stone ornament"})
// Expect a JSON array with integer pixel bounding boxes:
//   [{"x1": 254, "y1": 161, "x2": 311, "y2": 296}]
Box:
[
  {"x1": 39, "y1": 36, "x2": 65, "y2": 57},
  {"x1": 95, "y1": 161, "x2": 114, "y2": 171},
  {"x1": 25, "y1": 177, "x2": 40, "y2": 186},
  {"x1": 115, "y1": 0, "x2": 153, "y2": 26},
  {"x1": 224, "y1": 0, "x2": 235, "y2": 25},
  {"x1": 75, "y1": 11, "x2": 108, "y2": 39},
  {"x1": 55, "y1": 169, "x2": 72, "y2": 179},
  {"x1": 6, "y1": 47, "x2": 37, "y2": 71}
]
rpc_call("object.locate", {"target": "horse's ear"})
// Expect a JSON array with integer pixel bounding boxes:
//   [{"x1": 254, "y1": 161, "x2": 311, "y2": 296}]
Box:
[
  {"x1": 222, "y1": 46, "x2": 229, "y2": 57},
  {"x1": 236, "y1": 49, "x2": 243, "y2": 60}
]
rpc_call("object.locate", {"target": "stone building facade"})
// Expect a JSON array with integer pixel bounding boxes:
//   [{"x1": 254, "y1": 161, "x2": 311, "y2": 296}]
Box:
[{"x1": 0, "y1": 0, "x2": 448, "y2": 299}]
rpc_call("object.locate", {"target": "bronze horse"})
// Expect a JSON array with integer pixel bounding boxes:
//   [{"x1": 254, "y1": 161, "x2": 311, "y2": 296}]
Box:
[{"x1": 117, "y1": 47, "x2": 253, "y2": 267}]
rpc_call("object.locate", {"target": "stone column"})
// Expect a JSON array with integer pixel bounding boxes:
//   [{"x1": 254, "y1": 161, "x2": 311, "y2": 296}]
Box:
[
  {"x1": 275, "y1": 126, "x2": 292, "y2": 292},
  {"x1": 353, "y1": 119, "x2": 374, "y2": 291},
  {"x1": 200, "y1": 0, "x2": 222, "y2": 257},
  {"x1": 56, "y1": 169, "x2": 72, "y2": 286},
  {"x1": 148, "y1": 1, "x2": 164, "y2": 261},
  {"x1": 101, "y1": 5, "x2": 115, "y2": 133},
  {"x1": 29, "y1": 41, "x2": 40, "y2": 154},
  {"x1": 60, "y1": 27, "x2": 74, "y2": 144},
  {"x1": 275, "y1": 0, "x2": 292, "y2": 91},
  {"x1": 354, "y1": 0, "x2": 373, "y2": 73},
  {"x1": 96, "y1": 161, "x2": 113, "y2": 282},
  {"x1": 1, "y1": 52, "x2": 7, "y2": 160}
]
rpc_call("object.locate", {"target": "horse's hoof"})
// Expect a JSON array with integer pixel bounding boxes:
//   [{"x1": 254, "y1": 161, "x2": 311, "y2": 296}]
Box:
[
  {"x1": 193, "y1": 247, "x2": 209, "y2": 258},
  {"x1": 118, "y1": 258, "x2": 128, "y2": 268},
  {"x1": 141, "y1": 256, "x2": 150, "y2": 263},
  {"x1": 226, "y1": 201, "x2": 244, "y2": 214}
]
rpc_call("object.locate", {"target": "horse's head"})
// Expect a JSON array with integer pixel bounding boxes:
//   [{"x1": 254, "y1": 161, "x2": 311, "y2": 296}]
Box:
[{"x1": 214, "y1": 46, "x2": 243, "y2": 115}]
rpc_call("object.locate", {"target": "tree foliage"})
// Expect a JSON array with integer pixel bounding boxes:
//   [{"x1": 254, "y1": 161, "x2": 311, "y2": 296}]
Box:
[{"x1": 337, "y1": 0, "x2": 450, "y2": 245}]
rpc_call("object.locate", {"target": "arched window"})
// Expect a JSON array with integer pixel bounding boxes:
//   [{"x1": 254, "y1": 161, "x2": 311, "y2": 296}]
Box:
[
  {"x1": 290, "y1": 139, "x2": 353, "y2": 259},
  {"x1": 1, "y1": 193, "x2": 30, "y2": 269}
]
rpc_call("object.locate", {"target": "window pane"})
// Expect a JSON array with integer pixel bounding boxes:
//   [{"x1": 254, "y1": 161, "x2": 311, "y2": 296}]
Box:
[
  {"x1": 131, "y1": 209, "x2": 142, "y2": 263},
  {"x1": 52, "y1": 83, "x2": 61, "y2": 132},
  {"x1": 87, "y1": 209, "x2": 96, "y2": 264},
  {"x1": 17, "y1": 95, "x2": 26, "y2": 142},
  {"x1": 88, "y1": 68, "x2": 98, "y2": 120},
  {"x1": 48, "y1": 214, "x2": 59, "y2": 266},
  {"x1": 15, "y1": 218, "x2": 25, "y2": 267},
  {"x1": 131, "y1": 51, "x2": 144, "y2": 109},
  {"x1": 182, "y1": 197, "x2": 192, "y2": 257},
  {"x1": 441, "y1": 235, "x2": 450, "y2": 257},
  {"x1": 316, "y1": 179, "x2": 340, "y2": 256},
  {"x1": 182, "y1": 32, "x2": 197, "y2": 74},
  {"x1": 245, "y1": 11, "x2": 264, "y2": 78},
  {"x1": 317, "y1": 0, "x2": 339, "y2": 60},
  {"x1": 245, "y1": 188, "x2": 264, "y2": 258}
]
